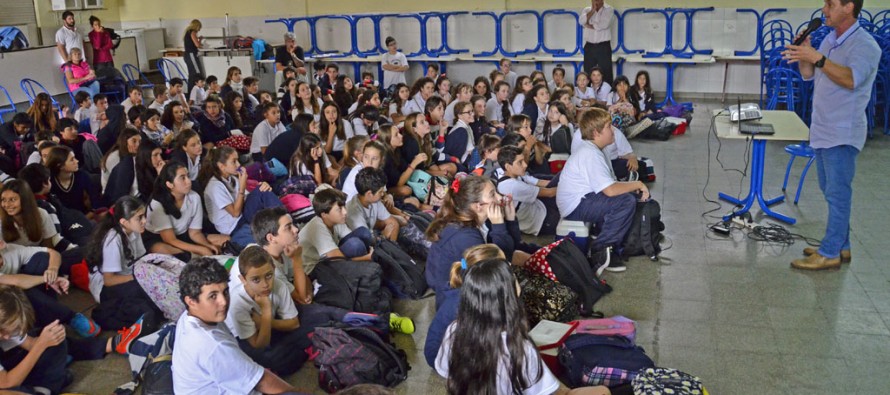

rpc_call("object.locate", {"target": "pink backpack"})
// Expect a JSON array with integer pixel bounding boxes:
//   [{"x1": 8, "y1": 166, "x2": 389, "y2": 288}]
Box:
[
  {"x1": 572, "y1": 316, "x2": 636, "y2": 343},
  {"x1": 280, "y1": 193, "x2": 311, "y2": 212}
]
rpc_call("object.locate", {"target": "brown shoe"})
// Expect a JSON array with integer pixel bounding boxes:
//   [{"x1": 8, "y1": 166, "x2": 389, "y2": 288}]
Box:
[
  {"x1": 792, "y1": 252, "x2": 841, "y2": 271},
  {"x1": 803, "y1": 247, "x2": 851, "y2": 263}
]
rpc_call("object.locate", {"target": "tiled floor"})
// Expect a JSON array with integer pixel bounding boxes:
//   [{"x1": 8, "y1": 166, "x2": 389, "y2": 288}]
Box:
[{"x1": 63, "y1": 100, "x2": 890, "y2": 394}]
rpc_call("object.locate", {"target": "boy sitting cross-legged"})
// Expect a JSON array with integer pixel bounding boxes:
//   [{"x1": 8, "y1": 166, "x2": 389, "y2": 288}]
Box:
[
  {"x1": 300, "y1": 188, "x2": 373, "y2": 274},
  {"x1": 346, "y1": 167, "x2": 400, "y2": 242}
]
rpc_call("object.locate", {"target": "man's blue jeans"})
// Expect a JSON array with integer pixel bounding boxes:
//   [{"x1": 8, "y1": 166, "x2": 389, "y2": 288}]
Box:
[{"x1": 814, "y1": 145, "x2": 858, "y2": 258}]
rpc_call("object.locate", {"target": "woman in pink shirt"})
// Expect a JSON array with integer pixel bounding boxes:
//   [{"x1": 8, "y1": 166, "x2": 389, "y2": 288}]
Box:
[{"x1": 61, "y1": 47, "x2": 100, "y2": 99}]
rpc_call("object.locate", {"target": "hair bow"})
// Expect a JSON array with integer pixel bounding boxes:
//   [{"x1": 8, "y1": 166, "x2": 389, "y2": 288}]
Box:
[
  {"x1": 460, "y1": 258, "x2": 467, "y2": 270},
  {"x1": 451, "y1": 178, "x2": 460, "y2": 194}
]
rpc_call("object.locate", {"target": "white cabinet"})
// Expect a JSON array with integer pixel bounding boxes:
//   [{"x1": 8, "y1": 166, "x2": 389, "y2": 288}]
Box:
[
  {"x1": 83, "y1": 0, "x2": 104, "y2": 9},
  {"x1": 51, "y1": 0, "x2": 82, "y2": 11}
]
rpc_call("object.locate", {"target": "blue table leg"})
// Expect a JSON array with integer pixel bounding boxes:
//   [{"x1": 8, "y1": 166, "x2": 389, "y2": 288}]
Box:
[
  {"x1": 654, "y1": 63, "x2": 693, "y2": 109},
  {"x1": 720, "y1": 140, "x2": 796, "y2": 224}
]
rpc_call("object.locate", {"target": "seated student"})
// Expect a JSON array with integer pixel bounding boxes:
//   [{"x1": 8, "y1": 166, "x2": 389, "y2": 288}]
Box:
[
  {"x1": 424, "y1": 96, "x2": 448, "y2": 136},
  {"x1": 443, "y1": 83, "x2": 472, "y2": 127},
  {"x1": 336, "y1": 135, "x2": 369, "y2": 189},
  {"x1": 120, "y1": 86, "x2": 143, "y2": 114},
  {"x1": 425, "y1": 175, "x2": 521, "y2": 308},
  {"x1": 278, "y1": 78, "x2": 298, "y2": 117},
  {"x1": 403, "y1": 77, "x2": 435, "y2": 116},
  {"x1": 485, "y1": 81, "x2": 513, "y2": 131},
  {"x1": 224, "y1": 91, "x2": 252, "y2": 133},
  {"x1": 277, "y1": 69, "x2": 296, "y2": 100},
  {"x1": 469, "y1": 94, "x2": 495, "y2": 144},
  {"x1": 225, "y1": 246, "x2": 311, "y2": 377},
  {"x1": 608, "y1": 76, "x2": 640, "y2": 129},
  {"x1": 250, "y1": 102, "x2": 287, "y2": 160},
  {"x1": 127, "y1": 105, "x2": 145, "y2": 130},
  {"x1": 100, "y1": 127, "x2": 141, "y2": 193},
  {"x1": 26, "y1": 93, "x2": 58, "y2": 134},
  {"x1": 0, "y1": 180, "x2": 82, "y2": 266},
  {"x1": 548, "y1": 65, "x2": 571, "y2": 92},
  {"x1": 0, "y1": 241, "x2": 99, "y2": 338},
  {"x1": 443, "y1": 101, "x2": 477, "y2": 168},
  {"x1": 497, "y1": 146, "x2": 559, "y2": 236},
  {"x1": 374, "y1": 125, "x2": 424, "y2": 206},
  {"x1": 86, "y1": 196, "x2": 164, "y2": 331},
  {"x1": 573, "y1": 71, "x2": 596, "y2": 108},
  {"x1": 205, "y1": 75, "x2": 221, "y2": 97},
  {"x1": 473, "y1": 76, "x2": 492, "y2": 101},
  {"x1": 199, "y1": 147, "x2": 282, "y2": 249},
  {"x1": 543, "y1": 100, "x2": 573, "y2": 154},
  {"x1": 0, "y1": 113, "x2": 34, "y2": 173},
  {"x1": 219, "y1": 66, "x2": 244, "y2": 100},
  {"x1": 490, "y1": 70, "x2": 505, "y2": 87},
  {"x1": 589, "y1": 67, "x2": 612, "y2": 108},
  {"x1": 348, "y1": 105, "x2": 380, "y2": 137},
  {"x1": 471, "y1": 134, "x2": 501, "y2": 178},
  {"x1": 56, "y1": 118, "x2": 89, "y2": 171},
  {"x1": 499, "y1": 58, "x2": 518, "y2": 87},
  {"x1": 572, "y1": 124, "x2": 647, "y2": 182},
  {"x1": 189, "y1": 74, "x2": 207, "y2": 107},
  {"x1": 630, "y1": 70, "x2": 656, "y2": 120},
  {"x1": 300, "y1": 188, "x2": 373, "y2": 274},
  {"x1": 105, "y1": 140, "x2": 165, "y2": 205},
  {"x1": 169, "y1": 129, "x2": 205, "y2": 181},
  {"x1": 557, "y1": 108, "x2": 648, "y2": 272},
  {"x1": 319, "y1": 101, "x2": 353, "y2": 162},
  {"x1": 385, "y1": 83, "x2": 410, "y2": 125},
  {"x1": 425, "y1": 63, "x2": 440, "y2": 82},
  {"x1": 400, "y1": 113, "x2": 457, "y2": 178},
  {"x1": 19, "y1": 164, "x2": 94, "y2": 247},
  {"x1": 289, "y1": 81, "x2": 323, "y2": 123},
  {"x1": 145, "y1": 162, "x2": 227, "y2": 257},
  {"x1": 341, "y1": 140, "x2": 380, "y2": 200},
  {"x1": 45, "y1": 146, "x2": 102, "y2": 217},
  {"x1": 160, "y1": 100, "x2": 196, "y2": 140},
  {"x1": 96, "y1": 104, "x2": 126, "y2": 153},
  {"x1": 250, "y1": 207, "x2": 311, "y2": 305},
  {"x1": 521, "y1": 85, "x2": 551, "y2": 142},
  {"x1": 0, "y1": 285, "x2": 142, "y2": 395},
  {"x1": 173, "y1": 258, "x2": 299, "y2": 395},
  {"x1": 72, "y1": 91, "x2": 93, "y2": 128},
  {"x1": 347, "y1": 168, "x2": 400, "y2": 241},
  {"x1": 88, "y1": 93, "x2": 109, "y2": 134},
  {"x1": 147, "y1": 85, "x2": 169, "y2": 112},
  {"x1": 168, "y1": 78, "x2": 190, "y2": 111},
  {"x1": 506, "y1": 114, "x2": 550, "y2": 177},
  {"x1": 510, "y1": 76, "x2": 533, "y2": 115},
  {"x1": 332, "y1": 75, "x2": 358, "y2": 116},
  {"x1": 194, "y1": 95, "x2": 235, "y2": 149},
  {"x1": 424, "y1": 244, "x2": 503, "y2": 367},
  {"x1": 435, "y1": 76, "x2": 453, "y2": 105},
  {"x1": 317, "y1": 63, "x2": 338, "y2": 97},
  {"x1": 264, "y1": 113, "x2": 309, "y2": 169},
  {"x1": 435, "y1": 259, "x2": 611, "y2": 395},
  {"x1": 140, "y1": 108, "x2": 173, "y2": 148},
  {"x1": 26, "y1": 137, "x2": 59, "y2": 167},
  {"x1": 288, "y1": 133, "x2": 327, "y2": 189}
]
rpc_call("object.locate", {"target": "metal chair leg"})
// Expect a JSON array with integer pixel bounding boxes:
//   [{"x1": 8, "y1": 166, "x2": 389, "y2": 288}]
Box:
[{"x1": 794, "y1": 156, "x2": 816, "y2": 205}]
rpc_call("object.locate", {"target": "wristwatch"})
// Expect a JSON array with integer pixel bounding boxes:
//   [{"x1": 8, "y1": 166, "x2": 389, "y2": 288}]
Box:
[{"x1": 815, "y1": 55, "x2": 827, "y2": 68}]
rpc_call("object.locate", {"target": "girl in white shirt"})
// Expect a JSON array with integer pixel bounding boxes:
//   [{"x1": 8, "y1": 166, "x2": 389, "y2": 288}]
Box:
[
  {"x1": 403, "y1": 77, "x2": 435, "y2": 115},
  {"x1": 319, "y1": 101, "x2": 354, "y2": 161},
  {"x1": 590, "y1": 67, "x2": 613, "y2": 107},
  {"x1": 511, "y1": 76, "x2": 533, "y2": 115},
  {"x1": 573, "y1": 71, "x2": 597, "y2": 108},
  {"x1": 485, "y1": 81, "x2": 513, "y2": 130},
  {"x1": 291, "y1": 81, "x2": 322, "y2": 122}
]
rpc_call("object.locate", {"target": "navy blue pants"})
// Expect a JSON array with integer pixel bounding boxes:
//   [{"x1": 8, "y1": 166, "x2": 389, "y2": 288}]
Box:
[
  {"x1": 339, "y1": 226, "x2": 372, "y2": 258},
  {"x1": 566, "y1": 192, "x2": 636, "y2": 251},
  {"x1": 231, "y1": 190, "x2": 285, "y2": 248}
]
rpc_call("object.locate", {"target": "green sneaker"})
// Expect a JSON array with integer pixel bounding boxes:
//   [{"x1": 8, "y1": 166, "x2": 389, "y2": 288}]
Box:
[{"x1": 389, "y1": 313, "x2": 415, "y2": 335}]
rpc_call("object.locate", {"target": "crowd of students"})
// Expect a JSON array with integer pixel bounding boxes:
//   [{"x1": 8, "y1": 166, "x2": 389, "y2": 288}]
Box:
[{"x1": 0, "y1": 35, "x2": 660, "y2": 394}]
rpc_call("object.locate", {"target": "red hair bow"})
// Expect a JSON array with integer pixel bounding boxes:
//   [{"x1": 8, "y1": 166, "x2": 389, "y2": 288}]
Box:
[{"x1": 451, "y1": 178, "x2": 460, "y2": 194}]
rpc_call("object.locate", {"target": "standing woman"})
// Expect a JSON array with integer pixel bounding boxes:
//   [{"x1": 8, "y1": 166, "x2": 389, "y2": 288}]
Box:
[
  {"x1": 580, "y1": 0, "x2": 615, "y2": 85},
  {"x1": 183, "y1": 19, "x2": 205, "y2": 92},
  {"x1": 88, "y1": 16, "x2": 115, "y2": 76}
]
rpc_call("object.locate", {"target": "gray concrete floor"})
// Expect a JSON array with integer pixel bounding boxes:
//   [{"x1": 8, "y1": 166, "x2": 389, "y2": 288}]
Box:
[{"x1": 61, "y1": 100, "x2": 890, "y2": 394}]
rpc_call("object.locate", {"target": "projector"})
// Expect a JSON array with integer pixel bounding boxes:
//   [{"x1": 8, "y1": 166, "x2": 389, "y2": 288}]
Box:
[{"x1": 728, "y1": 103, "x2": 763, "y2": 122}]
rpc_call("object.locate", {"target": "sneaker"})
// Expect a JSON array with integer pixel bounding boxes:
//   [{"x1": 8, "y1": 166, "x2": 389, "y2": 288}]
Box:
[
  {"x1": 604, "y1": 247, "x2": 627, "y2": 273},
  {"x1": 589, "y1": 248, "x2": 611, "y2": 277},
  {"x1": 111, "y1": 316, "x2": 144, "y2": 355},
  {"x1": 389, "y1": 313, "x2": 415, "y2": 335},
  {"x1": 70, "y1": 313, "x2": 101, "y2": 338}
]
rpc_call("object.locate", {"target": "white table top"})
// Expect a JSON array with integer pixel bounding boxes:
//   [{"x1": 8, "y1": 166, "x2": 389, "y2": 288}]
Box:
[
  {"x1": 623, "y1": 54, "x2": 715, "y2": 64},
  {"x1": 712, "y1": 110, "x2": 810, "y2": 141}
]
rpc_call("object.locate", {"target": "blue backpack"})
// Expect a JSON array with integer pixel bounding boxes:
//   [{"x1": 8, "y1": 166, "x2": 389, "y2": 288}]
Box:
[
  {"x1": 0, "y1": 27, "x2": 29, "y2": 52},
  {"x1": 558, "y1": 334, "x2": 655, "y2": 388}
]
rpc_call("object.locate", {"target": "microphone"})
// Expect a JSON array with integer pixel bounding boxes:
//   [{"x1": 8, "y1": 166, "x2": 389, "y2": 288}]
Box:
[{"x1": 793, "y1": 18, "x2": 823, "y2": 46}]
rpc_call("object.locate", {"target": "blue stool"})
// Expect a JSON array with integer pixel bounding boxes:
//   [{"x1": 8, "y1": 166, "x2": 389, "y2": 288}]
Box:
[{"x1": 781, "y1": 142, "x2": 815, "y2": 205}]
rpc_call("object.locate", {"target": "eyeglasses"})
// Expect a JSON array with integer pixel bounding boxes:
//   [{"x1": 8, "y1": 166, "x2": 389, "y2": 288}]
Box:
[{"x1": 459, "y1": 111, "x2": 473, "y2": 116}]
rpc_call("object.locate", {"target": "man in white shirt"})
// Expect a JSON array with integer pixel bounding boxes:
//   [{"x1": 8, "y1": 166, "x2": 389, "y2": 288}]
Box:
[
  {"x1": 381, "y1": 37, "x2": 409, "y2": 90},
  {"x1": 580, "y1": 0, "x2": 615, "y2": 84},
  {"x1": 55, "y1": 11, "x2": 83, "y2": 63},
  {"x1": 557, "y1": 108, "x2": 647, "y2": 270},
  {"x1": 172, "y1": 258, "x2": 297, "y2": 395}
]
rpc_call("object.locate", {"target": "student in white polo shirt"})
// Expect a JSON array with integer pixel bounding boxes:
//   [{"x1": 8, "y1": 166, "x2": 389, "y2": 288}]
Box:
[{"x1": 173, "y1": 258, "x2": 298, "y2": 395}]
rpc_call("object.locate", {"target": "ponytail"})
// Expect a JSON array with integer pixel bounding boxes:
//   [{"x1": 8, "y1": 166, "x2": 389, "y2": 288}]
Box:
[{"x1": 85, "y1": 196, "x2": 145, "y2": 269}]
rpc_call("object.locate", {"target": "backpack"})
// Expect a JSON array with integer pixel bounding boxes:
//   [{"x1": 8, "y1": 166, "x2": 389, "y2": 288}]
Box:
[
  {"x1": 105, "y1": 27, "x2": 122, "y2": 50},
  {"x1": 278, "y1": 174, "x2": 318, "y2": 197},
  {"x1": 117, "y1": 322, "x2": 176, "y2": 395},
  {"x1": 311, "y1": 326, "x2": 410, "y2": 393},
  {"x1": 637, "y1": 119, "x2": 675, "y2": 141},
  {"x1": 425, "y1": 175, "x2": 450, "y2": 208},
  {"x1": 373, "y1": 239, "x2": 428, "y2": 299},
  {"x1": 526, "y1": 238, "x2": 612, "y2": 317},
  {"x1": 558, "y1": 334, "x2": 655, "y2": 388},
  {"x1": 0, "y1": 27, "x2": 29, "y2": 52},
  {"x1": 573, "y1": 316, "x2": 636, "y2": 343},
  {"x1": 512, "y1": 266, "x2": 579, "y2": 327},
  {"x1": 310, "y1": 259, "x2": 392, "y2": 316},
  {"x1": 550, "y1": 125, "x2": 573, "y2": 155},
  {"x1": 621, "y1": 200, "x2": 664, "y2": 261},
  {"x1": 632, "y1": 368, "x2": 707, "y2": 395},
  {"x1": 396, "y1": 218, "x2": 431, "y2": 263},
  {"x1": 133, "y1": 254, "x2": 188, "y2": 321}
]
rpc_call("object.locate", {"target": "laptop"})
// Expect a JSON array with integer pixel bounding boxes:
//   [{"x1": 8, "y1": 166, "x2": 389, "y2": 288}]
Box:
[{"x1": 736, "y1": 97, "x2": 775, "y2": 135}]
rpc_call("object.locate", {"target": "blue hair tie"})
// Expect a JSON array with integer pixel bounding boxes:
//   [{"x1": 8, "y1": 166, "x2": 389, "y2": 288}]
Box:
[{"x1": 460, "y1": 259, "x2": 467, "y2": 270}]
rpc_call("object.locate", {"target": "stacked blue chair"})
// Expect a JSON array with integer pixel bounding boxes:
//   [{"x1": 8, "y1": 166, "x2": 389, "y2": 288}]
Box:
[
  {"x1": 764, "y1": 68, "x2": 814, "y2": 205},
  {"x1": 122, "y1": 63, "x2": 155, "y2": 92},
  {"x1": 157, "y1": 59, "x2": 187, "y2": 85},
  {"x1": 20, "y1": 78, "x2": 63, "y2": 117}
]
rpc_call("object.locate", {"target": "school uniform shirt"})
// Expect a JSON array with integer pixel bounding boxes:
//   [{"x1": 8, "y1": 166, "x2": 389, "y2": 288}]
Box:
[
  {"x1": 250, "y1": 119, "x2": 287, "y2": 155},
  {"x1": 330, "y1": 121, "x2": 354, "y2": 153},
  {"x1": 299, "y1": 216, "x2": 352, "y2": 274},
  {"x1": 146, "y1": 192, "x2": 204, "y2": 236},
  {"x1": 435, "y1": 322, "x2": 560, "y2": 395},
  {"x1": 225, "y1": 277, "x2": 299, "y2": 341},
  {"x1": 101, "y1": 150, "x2": 122, "y2": 193},
  {"x1": 148, "y1": 100, "x2": 166, "y2": 112},
  {"x1": 1, "y1": 208, "x2": 57, "y2": 247},
  {"x1": 204, "y1": 177, "x2": 243, "y2": 235},
  {"x1": 504, "y1": 71, "x2": 518, "y2": 89},
  {"x1": 382, "y1": 52, "x2": 408, "y2": 89},
  {"x1": 74, "y1": 107, "x2": 91, "y2": 124},
  {"x1": 443, "y1": 99, "x2": 460, "y2": 127},
  {"x1": 592, "y1": 83, "x2": 613, "y2": 105},
  {"x1": 345, "y1": 195, "x2": 391, "y2": 231},
  {"x1": 485, "y1": 97, "x2": 512, "y2": 124},
  {"x1": 556, "y1": 140, "x2": 616, "y2": 216},
  {"x1": 445, "y1": 119, "x2": 475, "y2": 164},
  {"x1": 190, "y1": 86, "x2": 207, "y2": 106},
  {"x1": 573, "y1": 86, "x2": 596, "y2": 107},
  {"x1": 172, "y1": 312, "x2": 264, "y2": 395},
  {"x1": 0, "y1": 244, "x2": 47, "y2": 275},
  {"x1": 341, "y1": 163, "x2": 363, "y2": 201},
  {"x1": 498, "y1": 175, "x2": 547, "y2": 236},
  {"x1": 100, "y1": 230, "x2": 146, "y2": 277},
  {"x1": 351, "y1": 118, "x2": 377, "y2": 137},
  {"x1": 602, "y1": 128, "x2": 633, "y2": 160},
  {"x1": 511, "y1": 94, "x2": 526, "y2": 116},
  {"x1": 402, "y1": 93, "x2": 427, "y2": 117}
]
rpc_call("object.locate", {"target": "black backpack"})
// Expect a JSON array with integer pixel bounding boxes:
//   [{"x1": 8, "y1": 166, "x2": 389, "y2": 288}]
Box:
[
  {"x1": 309, "y1": 259, "x2": 392, "y2": 316},
  {"x1": 558, "y1": 334, "x2": 655, "y2": 388},
  {"x1": 621, "y1": 200, "x2": 665, "y2": 261},
  {"x1": 543, "y1": 239, "x2": 612, "y2": 317},
  {"x1": 311, "y1": 326, "x2": 410, "y2": 392},
  {"x1": 550, "y1": 125, "x2": 573, "y2": 155},
  {"x1": 373, "y1": 239, "x2": 428, "y2": 299}
]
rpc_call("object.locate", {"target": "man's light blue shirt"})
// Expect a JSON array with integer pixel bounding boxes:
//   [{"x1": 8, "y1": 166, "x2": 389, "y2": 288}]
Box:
[{"x1": 808, "y1": 21, "x2": 881, "y2": 151}]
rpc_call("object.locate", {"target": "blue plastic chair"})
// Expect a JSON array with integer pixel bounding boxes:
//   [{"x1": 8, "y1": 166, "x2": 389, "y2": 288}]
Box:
[
  {"x1": 0, "y1": 85, "x2": 15, "y2": 124},
  {"x1": 122, "y1": 63, "x2": 154, "y2": 91},
  {"x1": 157, "y1": 58, "x2": 187, "y2": 84},
  {"x1": 20, "y1": 78, "x2": 63, "y2": 116},
  {"x1": 765, "y1": 67, "x2": 813, "y2": 205}
]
